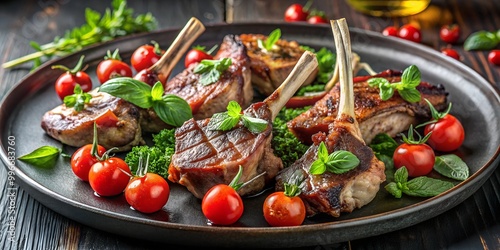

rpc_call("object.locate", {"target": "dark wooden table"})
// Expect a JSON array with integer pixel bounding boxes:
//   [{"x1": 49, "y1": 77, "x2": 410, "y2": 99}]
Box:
[{"x1": 1, "y1": 0, "x2": 499, "y2": 249}]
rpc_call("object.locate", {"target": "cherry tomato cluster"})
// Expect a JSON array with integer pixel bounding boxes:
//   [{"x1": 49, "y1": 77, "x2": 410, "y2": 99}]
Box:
[
  {"x1": 70, "y1": 124, "x2": 170, "y2": 213},
  {"x1": 382, "y1": 24, "x2": 422, "y2": 43},
  {"x1": 393, "y1": 100, "x2": 465, "y2": 177},
  {"x1": 284, "y1": 2, "x2": 328, "y2": 24}
]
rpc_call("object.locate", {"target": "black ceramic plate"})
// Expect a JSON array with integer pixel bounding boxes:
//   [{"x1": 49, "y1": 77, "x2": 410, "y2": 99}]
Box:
[{"x1": 1, "y1": 23, "x2": 500, "y2": 248}]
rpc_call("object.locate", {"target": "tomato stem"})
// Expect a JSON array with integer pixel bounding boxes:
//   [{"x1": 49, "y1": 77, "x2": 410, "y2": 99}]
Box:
[{"x1": 90, "y1": 122, "x2": 100, "y2": 158}]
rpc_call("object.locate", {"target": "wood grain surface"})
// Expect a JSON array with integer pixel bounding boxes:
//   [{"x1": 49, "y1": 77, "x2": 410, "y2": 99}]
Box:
[{"x1": 1, "y1": 0, "x2": 499, "y2": 249}]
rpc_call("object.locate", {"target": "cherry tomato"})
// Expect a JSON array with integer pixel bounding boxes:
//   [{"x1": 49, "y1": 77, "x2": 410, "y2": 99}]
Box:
[
  {"x1": 184, "y1": 47, "x2": 213, "y2": 68},
  {"x1": 307, "y1": 15, "x2": 328, "y2": 24},
  {"x1": 131, "y1": 42, "x2": 163, "y2": 72},
  {"x1": 424, "y1": 114, "x2": 465, "y2": 152},
  {"x1": 382, "y1": 26, "x2": 399, "y2": 37},
  {"x1": 96, "y1": 49, "x2": 133, "y2": 84},
  {"x1": 263, "y1": 191, "x2": 306, "y2": 227},
  {"x1": 71, "y1": 144, "x2": 106, "y2": 181},
  {"x1": 393, "y1": 143, "x2": 435, "y2": 177},
  {"x1": 284, "y1": 3, "x2": 308, "y2": 22},
  {"x1": 488, "y1": 50, "x2": 500, "y2": 66},
  {"x1": 398, "y1": 24, "x2": 422, "y2": 43},
  {"x1": 125, "y1": 173, "x2": 170, "y2": 213},
  {"x1": 52, "y1": 55, "x2": 93, "y2": 100},
  {"x1": 440, "y1": 24, "x2": 460, "y2": 44},
  {"x1": 441, "y1": 48, "x2": 460, "y2": 60},
  {"x1": 201, "y1": 184, "x2": 244, "y2": 225},
  {"x1": 89, "y1": 157, "x2": 131, "y2": 197}
]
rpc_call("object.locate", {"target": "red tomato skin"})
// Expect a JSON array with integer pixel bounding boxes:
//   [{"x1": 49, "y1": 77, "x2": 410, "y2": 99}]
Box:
[
  {"x1": 263, "y1": 192, "x2": 306, "y2": 227},
  {"x1": 131, "y1": 45, "x2": 162, "y2": 72},
  {"x1": 441, "y1": 48, "x2": 460, "y2": 60},
  {"x1": 284, "y1": 4, "x2": 308, "y2": 22},
  {"x1": 307, "y1": 16, "x2": 328, "y2": 24},
  {"x1": 184, "y1": 49, "x2": 213, "y2": 68},
  {"x1": 201, "y1": 184, "x2": 244, "y2": 225},
  {"x1": 440, "y1": 24, "x2": 460, "y2": 44},
  {"x1": 96, "y1": 60, "x2": 133, "y2": 84},
  {"x1": 398, "y1": 24, "x2": 422, "y2": 43},
  {"x1": 54, "y1": 71, "x2": 93, "y2": 100},
  {"x1": 133, "y1": 68, "x2": 169, "y2": 87},
  {"x1": 125, "y1": 173, "x2": 170, "y2": 213},
  {"x1": 393, "y1": 143, "x2": 435, "y2": 177},
  {"x1": 424, "y1": 114, "x2": 465, "y2": 152},
  {"x1": 488, "y1": 50, "x2": 500, "y2": 66},
  {"x1": 70, "y1": 144, "x2": 106, "y2": 181},
  {"x1": 88, "y1": 158, "x2": 131, "y2": 197},
  {"x1": 382, "y1": 26, "x2": 399, "y2": 37}
]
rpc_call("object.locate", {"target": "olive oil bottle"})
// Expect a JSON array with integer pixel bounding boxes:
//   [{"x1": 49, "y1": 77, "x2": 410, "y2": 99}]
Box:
[{"x1": 346, "y1": 0, "x2": 431, "y2": 17}]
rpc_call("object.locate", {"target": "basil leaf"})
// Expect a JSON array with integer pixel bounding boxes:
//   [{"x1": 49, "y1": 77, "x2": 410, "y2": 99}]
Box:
[
  {"x1": 265, "y1": 28, "x2": 281, "y2": 50},
  {"x1": 227, "y1": 100, "x2": 242, "y2": 117},
  {"x1": 194, "y1": 58, "x2": 232, "y2": 86},
  {"x1": 326, "y1": 150, "x2": 360, "y2": 174},
  {"x1": 208, "y1": 112, "x2": 239, "y2": 131},
  {"x1": 464, "y1": 31, "x2": 499, "y2": 51},
  {"x1": 370, "y1": 133, "x2": 398, "y2": 157},
  {"x1": 18, "y1": 146, "x2": 60, "y2": 168},
  {"x1": 434, "y1": 155, "x2": 469, "y2": 181},
  {"x1": 152, "y1": 94, "x2": 193, "y2": 127},
  {"x1": 99, "y1": 77, "x2": 153, "y2": 108},
  {"x1": 317, "y1": 141, "x2": 329, "y2": 163},
  {"x1": 404, "y1": 176, "x2": 454, "y2": 197},
  {"x1": 151, "y1": 81, "x2": 164, "y2": 101},
  {"x1": 379, "y1": 83, "x2": 395, "y2": 100},
  {"x1": 398, "y1": 88, "x2": 421, "y2": 103},
  {"x1": 367, "y1": 78, "x2": 388, "y2": 87},
  {"x1": 309, "y1": 159, "x2": 326, "y2": 175},
  {"x1": 241, "y1": 115, "x2": 268, "y2": 133},
  {"x1": 401, "y1": 65, "x2": 421, "y2": 88},
  {"x1": 385, "y1": 182, "x2": 403, "y2": 198},
  {"x1": 63, "y1": 84, "x2": 92, "y2": 112},
  {"x1": 393, "y1": 166, "x2": 408, "y2": 184}
]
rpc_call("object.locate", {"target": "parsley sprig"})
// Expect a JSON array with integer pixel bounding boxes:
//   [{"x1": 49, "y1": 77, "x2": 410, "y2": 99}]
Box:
[
  {"x1": 207, "y1": 101, "x2": 268, "y2": 133},
  {"x1": 367, "y1": 65, "x2": 422, "y2": 103},
  {"x1": 309, "y1": 142, "x2": 360, "y2": 175},
  {"x1": 3, "y1": 0, "x2": 157, "y2": 69},
  {"x1": 193, "y1": 58, "x2": 232, "y2": 86},
  {"x1": 64, "y1": 84, "x2": 92, "y2": 112}
]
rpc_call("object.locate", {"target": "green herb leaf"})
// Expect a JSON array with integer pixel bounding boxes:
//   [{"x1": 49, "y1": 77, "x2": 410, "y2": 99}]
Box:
[
  {"x1": 369, "y1": 133, "x2": 398, "y2": 157},
  {"x1": 207, "y1": 112, "x2": 239, "y2": 131},
  {"x1": 464, "y1": 30, "x2": 500, "y2": 51},
  {"x1": 241, "y1": 116, "x2": 268, "y2": 133},
  {"x1": 18, "y1": 146, "x2": 60, "y2": 168},
  {"x1": 404, "y1": 177, "x2": 454, "y2": 197},
  {"x1": 227, "y1": 100, "x2": 242, "y2": 117},
  {"x1": 153, "y1": 94, "x2": 193, "y2": 127},
  {"x1": 99, "y1": 77, "x2": 153, "y2": 108},
  {"x1": 193, "y1": 58, "x2": 232, "y2": 86},
  {"x1": 367, "y1": 65, "x2": 422, "y2": 103},
  {"x1": 433, "y1": 155, "x2": 469, "y2": 181},
  {"x1": 385, "y1": 182, "x2": 403, "y2": 198},
  {"x1": 151, "y1": 81, "x2": 164, "y2": 101},
  {"x1": 63, "y1": 84, "x2": 93, "y2": 112},
  {"x1": 265, "y1": 28, "x2": 281, "y2": 51},
  {"x1": 309, "y1": 142, "x2": 359, "y2": 175}
]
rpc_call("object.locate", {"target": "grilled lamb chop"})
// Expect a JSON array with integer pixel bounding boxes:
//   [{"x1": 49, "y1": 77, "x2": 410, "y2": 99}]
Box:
[
  {"x1": 288, "y1": 71, "x2": 448, "y2": 145},
  {"x1": 239, "y1": 33, "x2": 318, "y2": 96},
  {"x1": 276, "y1": 19, "x2": 385, "y2": 217},
  {"x1": 41, "y1": 89, "x2": 143, "y2": 151},
  {"x1": 164, "y1": 34, "x2": 253, "y2": 122},
  {"x1": 168, "y1": 51, "x2": 318, "y2": 199}
]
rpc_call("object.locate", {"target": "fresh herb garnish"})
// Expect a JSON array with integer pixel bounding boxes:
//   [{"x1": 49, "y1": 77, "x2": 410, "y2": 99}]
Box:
[
  {"x1": 257, "y1": 28, "x2": 281, "y2": 52},
  {"x1": 464, "y1": 30, "x2": 500, "y2": 51},
  {"x1": 207, "y1": 101, "x2": 268, "y2": 133},
  {"x1": 99, "y1": 78, "x2": 192, "y2": 127},
  {"x1": 18, "y1": 146, "x2": 61, "y2": 168},
  {"x1": 301, "y1": 46, "x2": 336, "y2": 84},
  {"x1": 272, "y1": 107, "x2": 309, "y2": 168},
  {"x1": 367, "y1": 64, "x2": 422, "y2": 103},
  {"x1": 433, "y1": 155, "x2": 469, "y2": 181},
  {"x1": 385, "y1": 166, "x2": 454, "y2": 198},
  {"x1": 63, "y1": 84, "x2": 92, "y2": 112},
  {"x1": 369, "y1": 133, "x2": 399, "y2": 158},
  {"x1": 309, "y1": 141, "x2": 360, "y2": 175},
  {"x1": 193, "y1": 58, "x2": 232, "y2": 86},
  {"x1": 2, "y1": 0, "x2": 157, "y2": 69}
]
